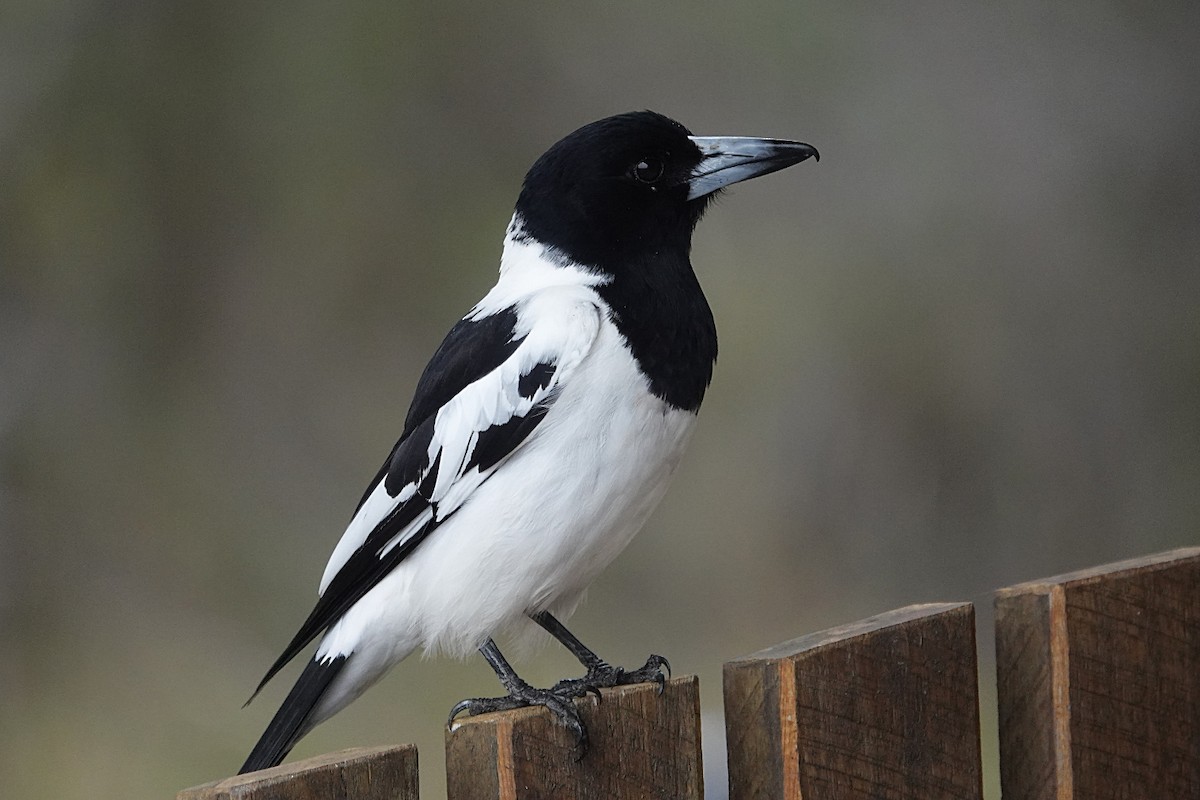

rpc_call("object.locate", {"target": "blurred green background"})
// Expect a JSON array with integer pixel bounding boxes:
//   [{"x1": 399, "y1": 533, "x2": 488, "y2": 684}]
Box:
[{"x1": 2, "y1": 1, "x2": 1198, "y2": 798}]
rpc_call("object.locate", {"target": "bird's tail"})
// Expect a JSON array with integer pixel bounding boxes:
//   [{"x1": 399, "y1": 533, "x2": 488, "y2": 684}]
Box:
[{"x1": 239, "y1": 653, "x2": 350, "y2": 774}]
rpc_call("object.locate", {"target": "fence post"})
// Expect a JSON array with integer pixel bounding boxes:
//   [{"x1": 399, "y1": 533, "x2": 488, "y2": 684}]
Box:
[
  {"x1": 176, "y1": 744, "x2": 419, "y2": 799},
  {"x1": 723, "y1": 602, "x2": 984, "y2": 800},
  {"x1": 444, "y1": 675, "x2": 703, "y2": 800},
  {"x1": 995, "y1": 546, "x2": 1200, "y2": 800}
]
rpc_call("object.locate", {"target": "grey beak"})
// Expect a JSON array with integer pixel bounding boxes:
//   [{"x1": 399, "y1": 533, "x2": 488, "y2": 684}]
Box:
[{"x1": 685, "y1": 136, "x2": 819, "y2": 200}]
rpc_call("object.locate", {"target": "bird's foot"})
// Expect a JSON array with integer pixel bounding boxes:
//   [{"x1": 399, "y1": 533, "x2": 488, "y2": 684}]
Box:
[
  {"x1": 448, "y1": 681, "x2": 591, "y2": 753},
  {"x1": 551, "y1": 653, "x2": 671, "y2": 698}
]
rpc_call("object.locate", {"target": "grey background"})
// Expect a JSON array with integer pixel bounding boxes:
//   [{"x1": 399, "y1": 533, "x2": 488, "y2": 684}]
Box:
[{"x1": 3, "y1": 2, "x2": 1198, "y2": 798}]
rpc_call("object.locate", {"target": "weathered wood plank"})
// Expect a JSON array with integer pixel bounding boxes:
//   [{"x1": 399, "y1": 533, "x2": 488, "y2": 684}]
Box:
[
  {"x1": 994, "y1": 590, "x2": 1062, "y2": 800},
  {"x1": 724, "y1": 602, "x2": 984, "y2": 800},
  {"x1": 995, "y1": 546, "x2": 1200, "y2": 800},
  {"x1": 444, "y1": 675, "x2": 702, "y2": 800},
  {"x1": 176, "y1": 745, "x2": 419, "y2": 800}
]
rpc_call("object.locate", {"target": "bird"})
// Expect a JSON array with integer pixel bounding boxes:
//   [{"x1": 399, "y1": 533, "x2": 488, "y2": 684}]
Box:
[{"x1": 239, "y1": 110, "x2": 817, "y2": 773}]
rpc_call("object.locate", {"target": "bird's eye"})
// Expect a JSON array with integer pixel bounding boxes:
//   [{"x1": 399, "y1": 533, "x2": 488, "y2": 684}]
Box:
[{"x1": 632, "y1": 158, "x2": 665, "y2": 184}]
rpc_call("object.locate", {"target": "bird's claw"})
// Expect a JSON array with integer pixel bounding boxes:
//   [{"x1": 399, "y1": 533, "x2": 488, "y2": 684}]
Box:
[
  {"x1": 553, "y1": 653, "x2": 672, "y2": 697},
  {"x1": 628, "y1": 654, "x2": 671, "y2": 694},
  {"x1": 448, "y1": 653, "x2": 671, "y2": 758},
  {"x1": 607, "y1": 653, "x2": 671, "y2": 690},
  {"x1": 647, "y1": 654, "x2": 672, "y2": 694},
  {"x1": 447, "y1": 685, "x2": 590, "y2": 755},
  {"x1": 448, "y1": 699, "x2": 471, "y2": 726},
  {"x1": 447, "y1": 697, "x2": 520, "y2": 726}
]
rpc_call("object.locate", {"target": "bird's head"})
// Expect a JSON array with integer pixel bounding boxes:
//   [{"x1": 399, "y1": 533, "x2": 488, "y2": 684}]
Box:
[{"x1": 514, "y1": 110, "x2": 817, "y2": 275}]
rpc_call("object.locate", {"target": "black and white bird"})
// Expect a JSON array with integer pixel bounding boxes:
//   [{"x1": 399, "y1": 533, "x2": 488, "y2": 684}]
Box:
[{"x1": 239, "y1": 110, "x2": 817, "y2": 773}]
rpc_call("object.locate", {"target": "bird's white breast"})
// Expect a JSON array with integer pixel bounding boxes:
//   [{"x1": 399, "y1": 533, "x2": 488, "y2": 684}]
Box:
[
  {"x1": 319, "y1": 321, "x2": 696, "y2": 665},
  {"x1": 412, "y1": 315, "x2": 696, "y2": 656}
]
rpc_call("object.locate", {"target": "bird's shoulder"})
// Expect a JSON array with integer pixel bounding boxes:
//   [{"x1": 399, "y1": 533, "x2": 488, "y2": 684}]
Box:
[
  {"x1": 406, "y1": 282, "x2": 605, "y2": 450},
  {"x1": 320, "y1": 284, "x2": 603, "y2": 597},
  {"x1": 408, "y1": 286, "x2": 603, "y2": 503}
]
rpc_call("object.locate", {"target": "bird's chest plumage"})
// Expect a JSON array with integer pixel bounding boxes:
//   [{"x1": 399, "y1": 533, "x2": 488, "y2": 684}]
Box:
[
  {"x1": 383, "y1": 315, "x2": 699, "y2": 659},
  {"x1": 492, "y1": 318, "x2": 699, "y2": 602},
  {"x1": 595, "y1": 266, "x2": 717, "y2": 413},
  {"x1": 348, "y1": 241, "x2": 717, "y2": 656}
]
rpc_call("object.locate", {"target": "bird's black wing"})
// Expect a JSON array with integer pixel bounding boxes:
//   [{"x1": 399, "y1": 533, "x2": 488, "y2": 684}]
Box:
[
  {"x1": 349, "y1": 308, "x2": 525, "y2": 515},
  {"x1": 250, "y1": 300, "x2": 599, "y2": 697}
]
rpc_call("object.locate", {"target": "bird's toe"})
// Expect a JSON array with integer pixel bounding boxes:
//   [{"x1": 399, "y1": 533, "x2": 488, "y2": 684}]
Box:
[
  {"x1": 447, "y1": 685, "x2": 591, "y2": 756},
  {"x1": 572, "y1": 653, "x2": 671, "y2": 692}
]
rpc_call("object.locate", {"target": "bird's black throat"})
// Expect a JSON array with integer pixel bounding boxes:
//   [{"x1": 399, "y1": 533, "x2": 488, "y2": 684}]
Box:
[{"x1": 593, "y1": 247, "x2": 717, "y2": 413}]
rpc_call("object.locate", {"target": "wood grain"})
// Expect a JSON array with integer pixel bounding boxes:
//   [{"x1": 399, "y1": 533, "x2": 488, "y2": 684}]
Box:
[
  {"x1": 176, "y1": 744, "x2": 419, "y2": 800},
  {"x1": 724, "y1": 603, "x2": 984, "y2": 800},
  {"x1": 995, "y1": 546, "x2": 1200, "y2": 800},
  {"x1": 444, "y1": 676, "x2": 702, "y2": 800}
]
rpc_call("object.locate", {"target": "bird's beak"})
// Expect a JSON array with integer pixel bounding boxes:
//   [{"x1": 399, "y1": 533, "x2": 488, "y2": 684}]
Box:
[{"x1": 685, "y1": 136, "x2": 819, "y2": 201}]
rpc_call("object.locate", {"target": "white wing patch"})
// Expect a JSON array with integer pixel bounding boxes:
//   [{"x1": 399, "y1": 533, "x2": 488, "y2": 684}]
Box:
[
  {"x1": 319, "y1": 479, "x2": 407, "y2": 596},
  {"x1": 317, "y1": 289, "x2": 601, "y2": 597}
]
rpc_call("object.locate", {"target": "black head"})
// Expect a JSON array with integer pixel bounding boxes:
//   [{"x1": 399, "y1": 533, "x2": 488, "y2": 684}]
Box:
[
  {"x1": 513, "y1": 112, "x2": 817, "y2": 410},
  {"x1": 514, "y1": 111, "x2": 817, "y2": 275},
  {"x1": 515, "y1": 111, "x2": 704, "y2": 272}
]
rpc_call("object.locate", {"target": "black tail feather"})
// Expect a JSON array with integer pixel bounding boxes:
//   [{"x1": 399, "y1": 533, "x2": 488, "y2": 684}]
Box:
[{"x1": 239, "y1": 654, "x2": 350, "y2": 774}]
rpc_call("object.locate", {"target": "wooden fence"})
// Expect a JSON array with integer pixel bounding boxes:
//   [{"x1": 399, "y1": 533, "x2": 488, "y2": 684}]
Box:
[{"x1": 178, "y1": 547, "x2": 1199, "y2": 799}]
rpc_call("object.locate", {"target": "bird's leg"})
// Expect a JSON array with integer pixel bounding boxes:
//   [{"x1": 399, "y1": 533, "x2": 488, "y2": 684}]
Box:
[
  {"x1": 449, "y1": 638, "x2": 589, "y2": 751},
  {"x1": 530, "y1": 611, "x2": 670, "y2": 697}
]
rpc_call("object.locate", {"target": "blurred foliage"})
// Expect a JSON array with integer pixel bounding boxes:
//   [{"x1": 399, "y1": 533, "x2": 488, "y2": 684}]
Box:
[{"x1": 2, "y1": 1, "x2": 1199, "y2": 798}]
